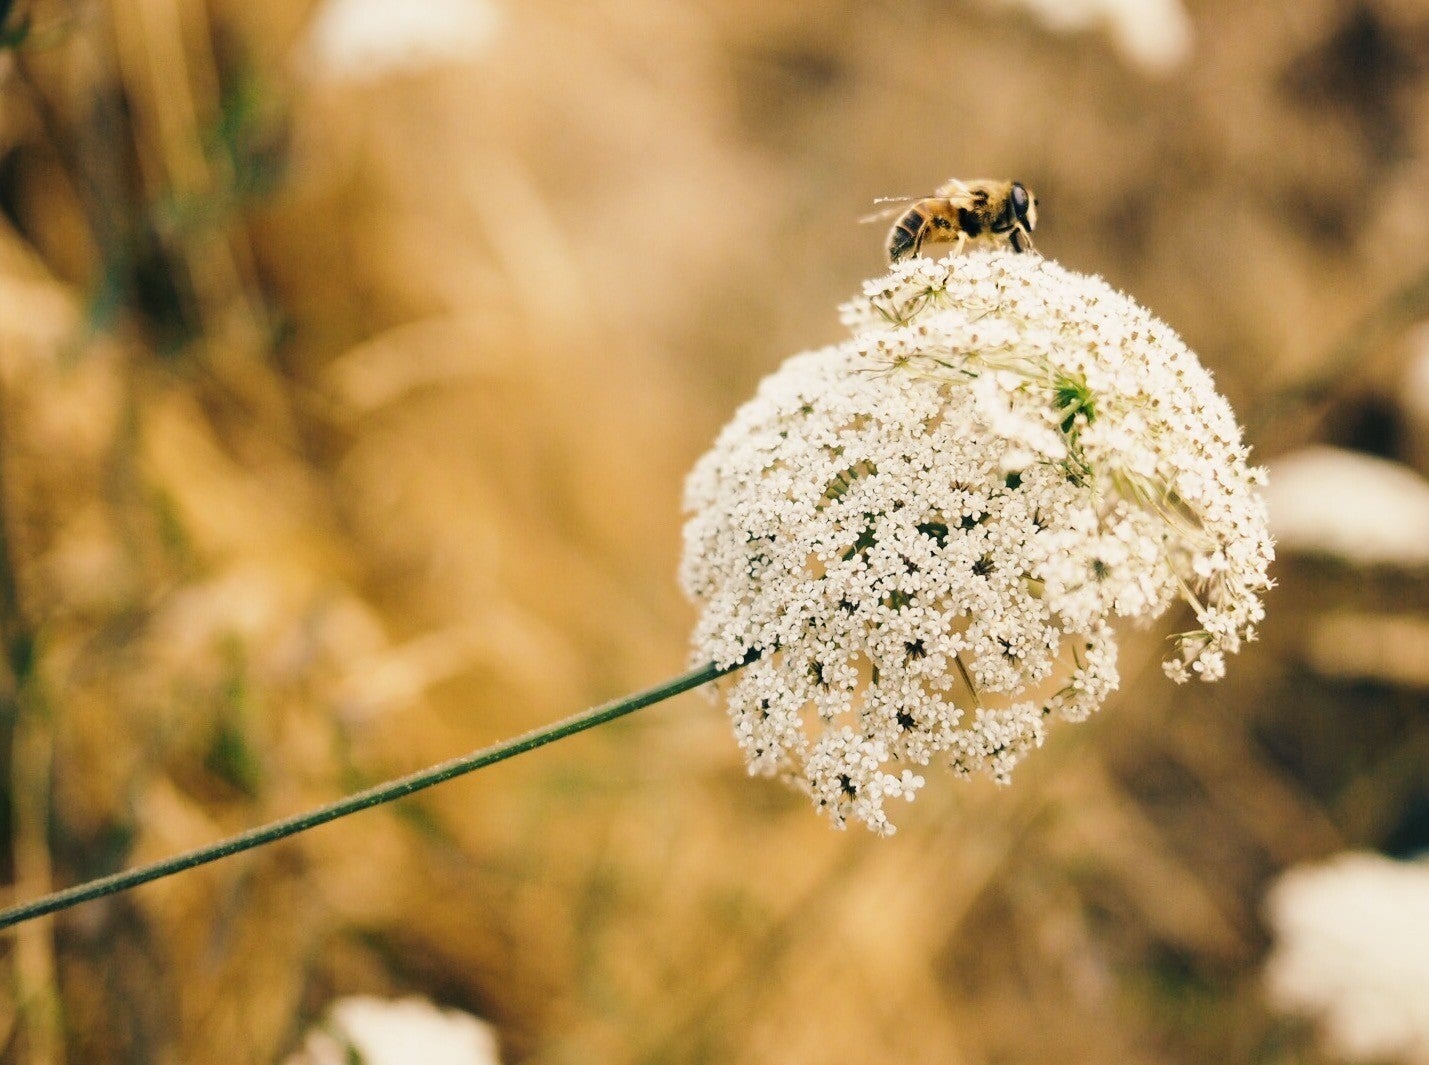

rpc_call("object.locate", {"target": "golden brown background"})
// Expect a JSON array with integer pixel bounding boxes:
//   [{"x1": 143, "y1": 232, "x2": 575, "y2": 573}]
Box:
[{"x1": 1, "y1": 0, "x2": 1428, "y2": 1061}]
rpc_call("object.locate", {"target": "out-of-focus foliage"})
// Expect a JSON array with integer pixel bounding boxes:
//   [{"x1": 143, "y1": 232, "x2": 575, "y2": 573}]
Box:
[{"x1": 0, "y1": 0, "x2": 1426, "y2": 1062}]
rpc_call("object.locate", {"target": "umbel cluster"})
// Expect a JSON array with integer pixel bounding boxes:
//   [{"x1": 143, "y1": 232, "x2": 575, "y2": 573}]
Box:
[{"x1": 681, "y1": 251, "x2": 1273, "y2": 834}]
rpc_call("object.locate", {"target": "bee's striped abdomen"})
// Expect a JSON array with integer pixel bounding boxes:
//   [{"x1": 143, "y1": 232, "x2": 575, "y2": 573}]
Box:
[{"x1": 887, "y1": 208, "x2": 926, "y2": 262}]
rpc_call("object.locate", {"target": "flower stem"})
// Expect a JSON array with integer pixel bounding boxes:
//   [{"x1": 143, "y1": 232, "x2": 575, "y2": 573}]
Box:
[{"x1": 0, "y1": 656, "x2": 752, "y2": 932}]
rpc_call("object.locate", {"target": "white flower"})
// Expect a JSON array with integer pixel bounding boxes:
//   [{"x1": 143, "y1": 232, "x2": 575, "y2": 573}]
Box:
[
  {"x1": 1264, "y1": 446, "x2": 1429, "y2": 569},
  {"x1": 284, "y1": 996, "x2": 502, "y2": 1065},
  {"x1": 681, "y1": 250, "x2": 1272, "y2": 833},
  {"x1": 304, "y1": 0, "x2": 502, "y2": 82},
  {"x1": 978, "y1": 0, "x2": 1194, "y2": 72},
  {"x1": 1264, "y1": 853, "x2": 1429, "y2": 1065}
]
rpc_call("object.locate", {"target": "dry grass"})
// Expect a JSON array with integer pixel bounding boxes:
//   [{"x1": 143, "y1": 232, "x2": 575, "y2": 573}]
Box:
[{"x1": 0, "y1": 0, "x2": 1427, "y2": 1061}]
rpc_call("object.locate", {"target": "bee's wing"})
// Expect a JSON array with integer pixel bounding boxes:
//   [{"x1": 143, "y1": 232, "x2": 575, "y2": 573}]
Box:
[
  {"x1": 934, "y1": 178, "x2": 973, "y2": 204},
  {"x1": 860, "y1": 196, "x2": 917, "y2": 224}
]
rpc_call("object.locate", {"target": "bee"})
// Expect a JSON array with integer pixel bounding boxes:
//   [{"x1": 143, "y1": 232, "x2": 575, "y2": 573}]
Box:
[{"x1": 864, "y1": 179, "x2": 1038, "y2": 263}]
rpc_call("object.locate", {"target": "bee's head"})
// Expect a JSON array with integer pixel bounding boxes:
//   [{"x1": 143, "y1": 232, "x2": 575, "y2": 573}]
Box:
[{"x1": 1011, "y1": 182, "x2": 1037, "y2": 231}]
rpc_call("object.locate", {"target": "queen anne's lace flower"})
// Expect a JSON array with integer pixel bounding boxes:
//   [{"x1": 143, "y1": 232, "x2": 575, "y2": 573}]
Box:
[
  {"x1": 284, "y1": 996, "x2": 502, "y2": 1065},
  {"x1": 1264, "y1": 853, "x2": 1429, "y2": 1064},
  {"x1": 681, "y1": 250, "x2": 1273, "y2": 834},
  {"x1": 305, "y1": 0, "x2": 502, "y2": 82},
  {"x1": 1265, "y1": 446, "x2": 1429, "y2": 568}
]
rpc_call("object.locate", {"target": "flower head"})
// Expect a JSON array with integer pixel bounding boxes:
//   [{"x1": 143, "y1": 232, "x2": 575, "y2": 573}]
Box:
[
  {"x1": 304, "y1": 0, "x2": 502, "y2": 82},
  {"x1": 284, "y1": 996, "x2": 502, "y2": 1065},
  {"x1": 1264, "y1": 853, "x2": 1429, "y2": 1064},
  {"x1": 681, "y1": 250, "x2": 1273, "y2": 833},
  {"x1": 1264, "y1": 446, "x2": 1429, "y2": 569}
]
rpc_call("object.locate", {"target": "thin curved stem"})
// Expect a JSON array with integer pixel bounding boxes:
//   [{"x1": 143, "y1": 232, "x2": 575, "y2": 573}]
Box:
[{"x1": 0, "y1": 655, "x2": 753, "y2": 932}]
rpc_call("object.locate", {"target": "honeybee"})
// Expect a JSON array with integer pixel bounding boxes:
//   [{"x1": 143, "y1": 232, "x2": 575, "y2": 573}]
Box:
[{"x1": 864, "y1": 179, "x2": 1038, "y2": 262}]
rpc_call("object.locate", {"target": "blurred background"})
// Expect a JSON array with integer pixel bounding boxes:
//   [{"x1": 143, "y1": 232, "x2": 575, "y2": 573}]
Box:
[{"x1": 0, "y1": 0, "x2": 1428, "y2": 1061}]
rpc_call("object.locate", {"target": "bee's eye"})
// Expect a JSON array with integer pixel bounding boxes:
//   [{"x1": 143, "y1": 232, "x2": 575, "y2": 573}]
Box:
[{"x1": 1011, "y1": 182, "x2": 1030, "y2": 221}]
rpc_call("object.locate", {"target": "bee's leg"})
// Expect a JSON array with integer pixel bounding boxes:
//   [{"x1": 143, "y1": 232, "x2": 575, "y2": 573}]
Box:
[
  {"x1": 951, "y1": 231, "x2": 968, "y2": 258},
  {"x1": 1011, "y1": 227, "x2": 1037, "y2": 255}
]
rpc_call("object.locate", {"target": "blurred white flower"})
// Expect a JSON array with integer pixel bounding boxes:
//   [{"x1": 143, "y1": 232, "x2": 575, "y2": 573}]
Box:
[
  {"x1": 681, "y1": 251, "x2": 1271, "y2": 833},
  {"x1": 982, "y1": 0, "x2": 1194, "y2": 72},
  {"x1": 304, "y1": 0, "x2": 502, "y2": 82},
  {"x1": 1265, "y1": 446, "x2": 1429, "y2": 568},
  {"x1": 284, "y1": 996, "x2": 502, "y2": 1065},
  {"x1": 1264, "y1": 852, "x2": 1429, "y2": 1064},
  {"x1": 1401, "y1": 323, "x2": 1429, "y2": 477}
]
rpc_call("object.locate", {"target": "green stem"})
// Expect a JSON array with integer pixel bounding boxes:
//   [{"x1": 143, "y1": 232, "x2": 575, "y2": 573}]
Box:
[{"x1": 0, "y1": 655, "x2": 752, "y2": 932}]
